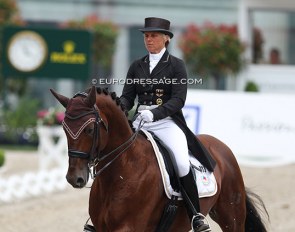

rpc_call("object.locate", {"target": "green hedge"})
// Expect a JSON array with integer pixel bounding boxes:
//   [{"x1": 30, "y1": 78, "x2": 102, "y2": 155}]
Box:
[
  {"x1": 0, "y1": 149, "x2": 5, "y2": 167},
  {"x1": 244, "y1": 81, "x2": 259, "y2": 92}
]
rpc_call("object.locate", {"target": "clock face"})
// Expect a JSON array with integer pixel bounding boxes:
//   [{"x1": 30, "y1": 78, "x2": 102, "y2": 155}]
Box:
[{"x1": 7, "y1": 31, "x2": 48, "y2": 72}]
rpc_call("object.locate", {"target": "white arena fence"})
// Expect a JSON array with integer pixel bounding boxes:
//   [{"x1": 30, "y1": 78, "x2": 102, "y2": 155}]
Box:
[
  {"x1": 0, "y1": 126, "x2": 68, "y2": 203},
  {"x1": 37, "y1": 125, "x2": 68, "y2": 170},
  {"x1": 0, "y1": 168, "x2": 67, "y2": 203},
  {"x1": 184, "y1": 90, "x2": 295, "y2": 167}
]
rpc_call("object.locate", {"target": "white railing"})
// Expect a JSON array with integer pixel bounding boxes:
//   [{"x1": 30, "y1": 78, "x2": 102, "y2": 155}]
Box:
[
  {"x1": 37, "y1": 125, "x2": 68, "y2": 169},
  {"x1": 0, "y1": 125, "x2": 69, "y2": 203},
  {"x1": 237, "y1": 64, "x2": 295, "y2": 93},
  {"x1": 0, "y1": 168, "x2": 67, "y2": 202}
]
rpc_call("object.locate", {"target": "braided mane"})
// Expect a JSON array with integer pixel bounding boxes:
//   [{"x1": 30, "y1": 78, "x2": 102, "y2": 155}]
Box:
[{"x1": 85, "y1": 87, "x2": 129, "y2": 117}]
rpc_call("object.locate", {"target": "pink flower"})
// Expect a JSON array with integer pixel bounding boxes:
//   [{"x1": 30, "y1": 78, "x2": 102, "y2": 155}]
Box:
[
  {"x1": 37, "y1": 110, "x2": 48, "y2": 118},
  {"x1": 37, "y1": 108, "x2": 65, "y2": 126},
  {"x1": 55, "y1": 112, "x2": 65, "y2": 123}
]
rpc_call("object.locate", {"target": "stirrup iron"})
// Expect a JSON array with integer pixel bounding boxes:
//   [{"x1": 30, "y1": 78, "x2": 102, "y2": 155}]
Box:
[
  {"x1": 83, "y1": 218, "x2": 96, "y2": 232},
  {"x1": 190, "y1": 213, "x2": 211, "y2": 232}
]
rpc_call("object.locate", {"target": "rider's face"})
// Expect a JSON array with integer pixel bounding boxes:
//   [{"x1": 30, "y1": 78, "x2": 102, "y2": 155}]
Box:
[{"x1": 144, "y1": 32, "x2": 168, "y2": 54}]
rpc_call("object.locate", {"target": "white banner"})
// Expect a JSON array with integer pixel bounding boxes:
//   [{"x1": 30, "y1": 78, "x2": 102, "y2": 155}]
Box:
[{"x1": 183, "y1": 90, "x2": 295, "y2": 167}]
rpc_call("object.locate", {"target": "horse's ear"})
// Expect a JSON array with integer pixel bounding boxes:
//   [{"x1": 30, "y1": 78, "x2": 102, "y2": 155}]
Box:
[
  {"x1": 84, "y1": 86, "x2": 96, "y2": 107},
  {"x1": 50, "y1": 89, "x2": 69, "y2": 108}
]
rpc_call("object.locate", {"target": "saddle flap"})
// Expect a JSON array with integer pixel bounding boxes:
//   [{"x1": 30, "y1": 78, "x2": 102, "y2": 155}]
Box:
[
  {"x1": 140, "y1": 129, "x2": 218, "y2": 199},
  {"x1": 141, "y1": 130, "x2": 180, "y2": 191}
]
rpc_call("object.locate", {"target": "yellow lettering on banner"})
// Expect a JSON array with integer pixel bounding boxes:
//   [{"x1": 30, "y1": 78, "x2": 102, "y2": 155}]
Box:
[
  {"x1": 50, "y1": 40, "x2": 87, "y2": 64},
  {"x1": 50, "y1": 52, "x2": 86, "y2": 64}
]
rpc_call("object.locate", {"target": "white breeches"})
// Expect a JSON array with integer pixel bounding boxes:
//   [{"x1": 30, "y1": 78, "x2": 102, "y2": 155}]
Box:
[{"x1": 133, "y1": 117, "x2": 190, "y2": 177}]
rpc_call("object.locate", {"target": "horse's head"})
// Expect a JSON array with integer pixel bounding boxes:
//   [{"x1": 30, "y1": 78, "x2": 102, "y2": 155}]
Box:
[{"x1": 50, "y1": 86, "x2": 108, "y2": 188}]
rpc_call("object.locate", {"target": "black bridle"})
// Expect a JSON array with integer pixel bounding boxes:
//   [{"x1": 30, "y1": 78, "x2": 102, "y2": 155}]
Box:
[
  {"x1": 65, "y1": 104, "x2": 107, "y2": 161},
  {"x1": 63, "y1": 92, "x2": 142, "y2": 178}
]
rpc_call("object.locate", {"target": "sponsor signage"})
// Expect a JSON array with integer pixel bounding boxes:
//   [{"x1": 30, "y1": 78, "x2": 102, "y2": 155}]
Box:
[
  {"x1": 184, "y1": 90, "x2": 295, "y2": 167},
  {"x1": 2, "y1": 26, "x2": 92, "y2": 79}
]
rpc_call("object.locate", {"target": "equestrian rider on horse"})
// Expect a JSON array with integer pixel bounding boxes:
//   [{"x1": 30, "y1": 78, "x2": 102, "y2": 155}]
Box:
[{"x1": 120, "y1": 17, "x2": 215, "y2": 232}]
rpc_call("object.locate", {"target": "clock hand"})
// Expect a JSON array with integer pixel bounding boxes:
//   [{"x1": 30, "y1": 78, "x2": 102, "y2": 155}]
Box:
[{"x1": 22, "y1": 44, "x2": 32, "y2": 57}]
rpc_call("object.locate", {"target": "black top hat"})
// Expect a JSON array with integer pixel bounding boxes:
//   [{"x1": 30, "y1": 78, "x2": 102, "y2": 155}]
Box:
[{"x1": 139, "y1": 17, "x2": 174, "y2": 38}]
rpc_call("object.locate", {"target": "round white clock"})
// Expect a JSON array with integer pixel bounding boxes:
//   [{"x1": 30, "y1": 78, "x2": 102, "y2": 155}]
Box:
[{"x1": 7, "y1": 30, "x2": 48, "y2": 72}]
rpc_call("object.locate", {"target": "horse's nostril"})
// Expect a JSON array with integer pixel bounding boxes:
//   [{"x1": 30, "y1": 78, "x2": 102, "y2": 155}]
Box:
[{"x1": 76, "y1": 177, "x2": 85, "y2": 187}]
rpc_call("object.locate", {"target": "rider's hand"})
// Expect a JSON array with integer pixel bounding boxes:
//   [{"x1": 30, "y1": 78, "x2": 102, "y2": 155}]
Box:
[{"x1": 138, "y1": 110, "x2": 154, "y2": 123}]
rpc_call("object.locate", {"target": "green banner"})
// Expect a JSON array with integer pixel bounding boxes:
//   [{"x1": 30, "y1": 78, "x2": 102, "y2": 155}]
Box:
[{"x1": 2, "y1": 26, "x2": 92, "y2": 80}]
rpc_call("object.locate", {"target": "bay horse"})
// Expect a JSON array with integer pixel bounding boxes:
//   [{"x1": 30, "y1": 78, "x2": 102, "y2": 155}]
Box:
[{"x1": 50, "y1": 86, "x2": 268, "y2": 232}]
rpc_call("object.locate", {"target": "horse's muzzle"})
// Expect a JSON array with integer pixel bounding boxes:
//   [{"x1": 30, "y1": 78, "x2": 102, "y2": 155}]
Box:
[{"x1": 66, "y1": 167, "x2": 89, "y2": 188}]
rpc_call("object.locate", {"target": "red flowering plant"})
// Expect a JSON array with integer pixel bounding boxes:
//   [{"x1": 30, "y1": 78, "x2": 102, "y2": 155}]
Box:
[
  {"x1": 37, "y1": 108, "x2": 65, "y2": 126},
  {"x1": 179, "y1": 22, "x2": 245, "y2": 85},
  {"x1": 0, "y1": 0, "x2": 26, "y2": 94},
  {"x1": 0, "y1": 0, "x2": 24, "y2": 26},
  {"x1": 61, "y1": 14, "x2": 118, "y2": 70}
]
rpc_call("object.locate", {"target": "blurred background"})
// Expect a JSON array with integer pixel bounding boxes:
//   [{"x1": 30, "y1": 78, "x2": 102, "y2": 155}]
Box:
[
  {"x1": 0, "y1": 0, "x2": 294, "y2": 231},
  {"x1": 1, "y1": 0, "x2": 295, "y2": 146}
]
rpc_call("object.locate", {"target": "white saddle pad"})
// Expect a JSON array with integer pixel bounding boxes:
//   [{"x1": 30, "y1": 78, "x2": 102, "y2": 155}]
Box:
[{"x1": 141, "y1": 129, "x2": 217, "y2": 199}]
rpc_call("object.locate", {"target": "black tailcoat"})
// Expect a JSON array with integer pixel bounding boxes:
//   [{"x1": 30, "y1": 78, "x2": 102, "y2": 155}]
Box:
[{"x1": 120, "y1": 50, "x2": 216, "y2": 171}]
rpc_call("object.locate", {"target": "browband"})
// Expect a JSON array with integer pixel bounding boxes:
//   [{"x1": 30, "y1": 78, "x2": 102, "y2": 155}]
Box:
[{"x1": 62, "y1": 117, "x2": 96, "y2": 140}]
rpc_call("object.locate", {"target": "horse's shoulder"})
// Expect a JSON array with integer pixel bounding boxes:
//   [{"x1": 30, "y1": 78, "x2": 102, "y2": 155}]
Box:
[{"x1": 135, "y1": 133, "x2": 154, "y2": 149}]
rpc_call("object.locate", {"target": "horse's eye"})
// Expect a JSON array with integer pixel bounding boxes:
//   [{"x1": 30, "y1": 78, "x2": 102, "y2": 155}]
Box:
[{"x1": 84, "y1": 127, "x2": 94, "y2": 136}]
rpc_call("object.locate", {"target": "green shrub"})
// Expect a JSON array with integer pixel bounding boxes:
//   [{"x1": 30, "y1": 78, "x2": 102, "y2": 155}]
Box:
[
  {"x1": 244, "y1": 81, "x2": 259, "y2": 92},
  {"x1": 0, "y1": 149, "x2": 5, "y2": 167},
  {"x1": 3, "y1": 97, "x2": 40, "y2": 143}
]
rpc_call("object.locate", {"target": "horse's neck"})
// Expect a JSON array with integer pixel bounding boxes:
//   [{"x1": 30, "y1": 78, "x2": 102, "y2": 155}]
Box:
[
  {"x1": 96, "y1": 103, "x2": 138, "y2": 183},
  {"x1": 95, "y1": 134, "x2": 159, "y2": 205},
  {"x1": 97, "y1": 135, "x2": 151, "y2": 183},
  {"x1": 99, "y1": 101, "x2": 133, "y2": 154}
]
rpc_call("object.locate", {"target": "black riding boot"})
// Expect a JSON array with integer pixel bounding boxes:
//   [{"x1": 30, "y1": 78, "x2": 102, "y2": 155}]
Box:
[{"x1": 180, "y1": 169, "x2": 211, "y2": 232}]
